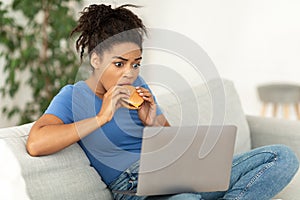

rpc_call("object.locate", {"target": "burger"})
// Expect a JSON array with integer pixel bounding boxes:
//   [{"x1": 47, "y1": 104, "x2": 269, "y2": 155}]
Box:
[{"x1": 122, "y1": 85, "x2": 144, "y2": 109}]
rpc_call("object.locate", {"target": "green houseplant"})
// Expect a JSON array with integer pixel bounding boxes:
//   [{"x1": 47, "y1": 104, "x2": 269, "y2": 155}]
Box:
[{"x1": 0, "y1": 0, "x2": 82, "y2": 124}]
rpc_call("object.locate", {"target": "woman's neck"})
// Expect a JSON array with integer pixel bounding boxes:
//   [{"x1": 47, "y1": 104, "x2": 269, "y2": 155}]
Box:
[{"x1": 85, "y1": 76, "x2": 106, "y2": 99}]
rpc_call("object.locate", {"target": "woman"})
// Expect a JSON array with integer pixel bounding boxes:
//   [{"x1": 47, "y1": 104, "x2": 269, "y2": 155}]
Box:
[{"x1": 26, "y1": 4, "x2": 299, "y2": 200}]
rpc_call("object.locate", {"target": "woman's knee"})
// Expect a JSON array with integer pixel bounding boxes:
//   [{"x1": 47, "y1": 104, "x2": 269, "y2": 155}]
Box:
[{"x1": 270, "y1": 144, "x2": 299, "y2": 174}]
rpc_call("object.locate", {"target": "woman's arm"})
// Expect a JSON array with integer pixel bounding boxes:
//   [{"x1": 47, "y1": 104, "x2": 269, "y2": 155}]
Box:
[
  {"x1": 26, "y1": 113, "x2": 108, "y2": 157},
  {"x1": 136, "y1": 86, "x2": 170, "y2": 127},
  {"x1": 26, "y1": 85, "x2": 129, "y2": 156},
  {"x1": 153, "y1": 114, "x2": 170, "y2": 127}
]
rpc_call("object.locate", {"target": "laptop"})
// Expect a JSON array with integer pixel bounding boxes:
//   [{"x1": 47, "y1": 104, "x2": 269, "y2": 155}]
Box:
[{"x1": 115, "y1": 125, "x2": 237, "y2": 196}]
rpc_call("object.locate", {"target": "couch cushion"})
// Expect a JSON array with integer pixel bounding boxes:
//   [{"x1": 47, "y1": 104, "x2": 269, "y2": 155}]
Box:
[
  {"x1": 0, "y1": 123, "x2": 113, "y2": 200},
  {"x1": 275, "y1": 170, "x2": 300, "y2": 200},
  {"x1": 156, "y1": 79, "x2": 251, "y2": 154},
  {"x1": 0, "y1": 140, "x2": 30, "y2": 200}
]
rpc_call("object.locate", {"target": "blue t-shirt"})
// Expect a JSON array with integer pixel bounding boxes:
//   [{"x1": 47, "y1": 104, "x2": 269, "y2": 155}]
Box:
[{"x1": 45, "y1": 76, "x2": 162, "y2": 185}]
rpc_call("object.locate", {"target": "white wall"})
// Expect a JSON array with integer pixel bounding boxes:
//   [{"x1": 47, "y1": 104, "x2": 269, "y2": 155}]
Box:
[
  {"x1": 1, "y1": 0, "x2": 300, "y2": 127},
  {"x1": 85, "y1": 0, "x2": 300, "y2": 117},
  {"x1": 158, "y1": 0, "x2": 300, "y2": 117}
]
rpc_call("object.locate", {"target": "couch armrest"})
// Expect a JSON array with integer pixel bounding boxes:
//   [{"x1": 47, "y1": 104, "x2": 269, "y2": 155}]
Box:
[{"x1": 246, "y1": 115, "x2": 300, "y2": 158}]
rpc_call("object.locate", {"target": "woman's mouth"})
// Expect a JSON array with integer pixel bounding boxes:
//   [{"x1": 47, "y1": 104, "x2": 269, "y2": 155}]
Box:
[{"x1": 117, "y1": 82, "x2": 132, "y2": 86}]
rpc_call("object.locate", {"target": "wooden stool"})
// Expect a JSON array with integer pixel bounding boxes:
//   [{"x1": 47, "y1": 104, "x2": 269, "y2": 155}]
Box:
[{"x1": 257, "y1": 84, "x2": 300, "y2": 119}]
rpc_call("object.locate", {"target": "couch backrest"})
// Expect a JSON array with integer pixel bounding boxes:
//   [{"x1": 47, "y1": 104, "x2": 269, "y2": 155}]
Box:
[
  {"x1": 156, "y1": 78, "x2": 251, "y2": 154},
  {"x1": 0, "y1": 123, "x2": 113, "y2": 200}
]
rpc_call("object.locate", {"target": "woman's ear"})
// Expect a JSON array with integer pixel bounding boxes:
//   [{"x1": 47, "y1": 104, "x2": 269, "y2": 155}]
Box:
[{"x1": 90, "y1": 52, "x2": 101, "y2": 70}]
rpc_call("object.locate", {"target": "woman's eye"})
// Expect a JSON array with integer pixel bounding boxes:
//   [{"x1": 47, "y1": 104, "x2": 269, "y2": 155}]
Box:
[
  {"x1": 114, "y1": 62, "x2": 123, "y2": 67},
  {"x1": 132, "y1": 63, "x2": 140, "y2": 68}
]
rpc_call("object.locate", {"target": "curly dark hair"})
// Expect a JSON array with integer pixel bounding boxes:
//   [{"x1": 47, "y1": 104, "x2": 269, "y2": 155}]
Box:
[{"x1": 71, "y1": 4, "x2": 147, "y2": 61}]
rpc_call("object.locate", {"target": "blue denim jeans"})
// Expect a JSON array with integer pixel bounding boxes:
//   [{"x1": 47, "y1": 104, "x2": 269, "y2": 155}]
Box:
[{"x1": 108, "y1": 144, "x2": 299, "y2": 200}]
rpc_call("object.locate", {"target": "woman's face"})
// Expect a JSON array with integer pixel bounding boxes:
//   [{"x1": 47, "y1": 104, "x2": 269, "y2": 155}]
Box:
[{"x1": 94, "y1": 42, "x2": 142, "y2": 91}]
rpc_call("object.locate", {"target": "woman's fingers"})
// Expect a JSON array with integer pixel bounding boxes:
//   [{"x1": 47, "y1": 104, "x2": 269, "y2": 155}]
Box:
[
  {"x1": 111, "y1": 86, "x2": 130, "y2": 108},
  {"x1": 111, "y1": 86, "x2": 130, "y2": 100},
  {"x1": 102, "y1": 86, "x2": 130, "y2": 110},
  {"x1": 136, "y1": 87, "x2": 154, "y2": 104},
  {"x1": 107, "y1": 86, "x2": 155, "y2": 109}
]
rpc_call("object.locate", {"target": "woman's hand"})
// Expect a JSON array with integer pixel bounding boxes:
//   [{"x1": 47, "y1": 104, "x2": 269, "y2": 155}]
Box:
[
  {"x1": 97, "y1": 86, "x2": 130, "y2": 124},
  {"x1": 136, "y1": 87, "x2": 157, "y2": 126}
]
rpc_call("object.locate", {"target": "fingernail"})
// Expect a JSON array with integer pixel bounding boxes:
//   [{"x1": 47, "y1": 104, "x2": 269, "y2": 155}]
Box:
[{"x1": 137, "y1": 89, "x2": 141, "y2": 93}]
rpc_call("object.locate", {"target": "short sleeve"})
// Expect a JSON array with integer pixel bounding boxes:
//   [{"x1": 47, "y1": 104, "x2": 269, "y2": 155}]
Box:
[
  {"x1": 133, "y1": 76, "x2": 163, "y2": 116},
  {"x1": 44, "y1": 85, "x2": 74, "y2": 124}
]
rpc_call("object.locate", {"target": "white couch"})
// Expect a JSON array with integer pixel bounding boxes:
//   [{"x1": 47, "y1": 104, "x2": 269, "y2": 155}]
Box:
[{"x1": 0, "y1": 79, "x2": 299, "y2": 200}]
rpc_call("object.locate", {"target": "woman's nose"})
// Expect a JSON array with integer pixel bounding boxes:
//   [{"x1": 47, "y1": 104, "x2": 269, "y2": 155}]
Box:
[{"x1": 123, "y1": 65, "x2": 134, "y2": 77}]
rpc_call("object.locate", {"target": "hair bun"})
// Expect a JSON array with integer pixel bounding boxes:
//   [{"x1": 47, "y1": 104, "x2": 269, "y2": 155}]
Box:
[
  {"x1": 80, "y1": 4, "x2": 113, "y2": 33},
  {"x1": 71, "y1": 3, "x2": 146, "y2": 61}
]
